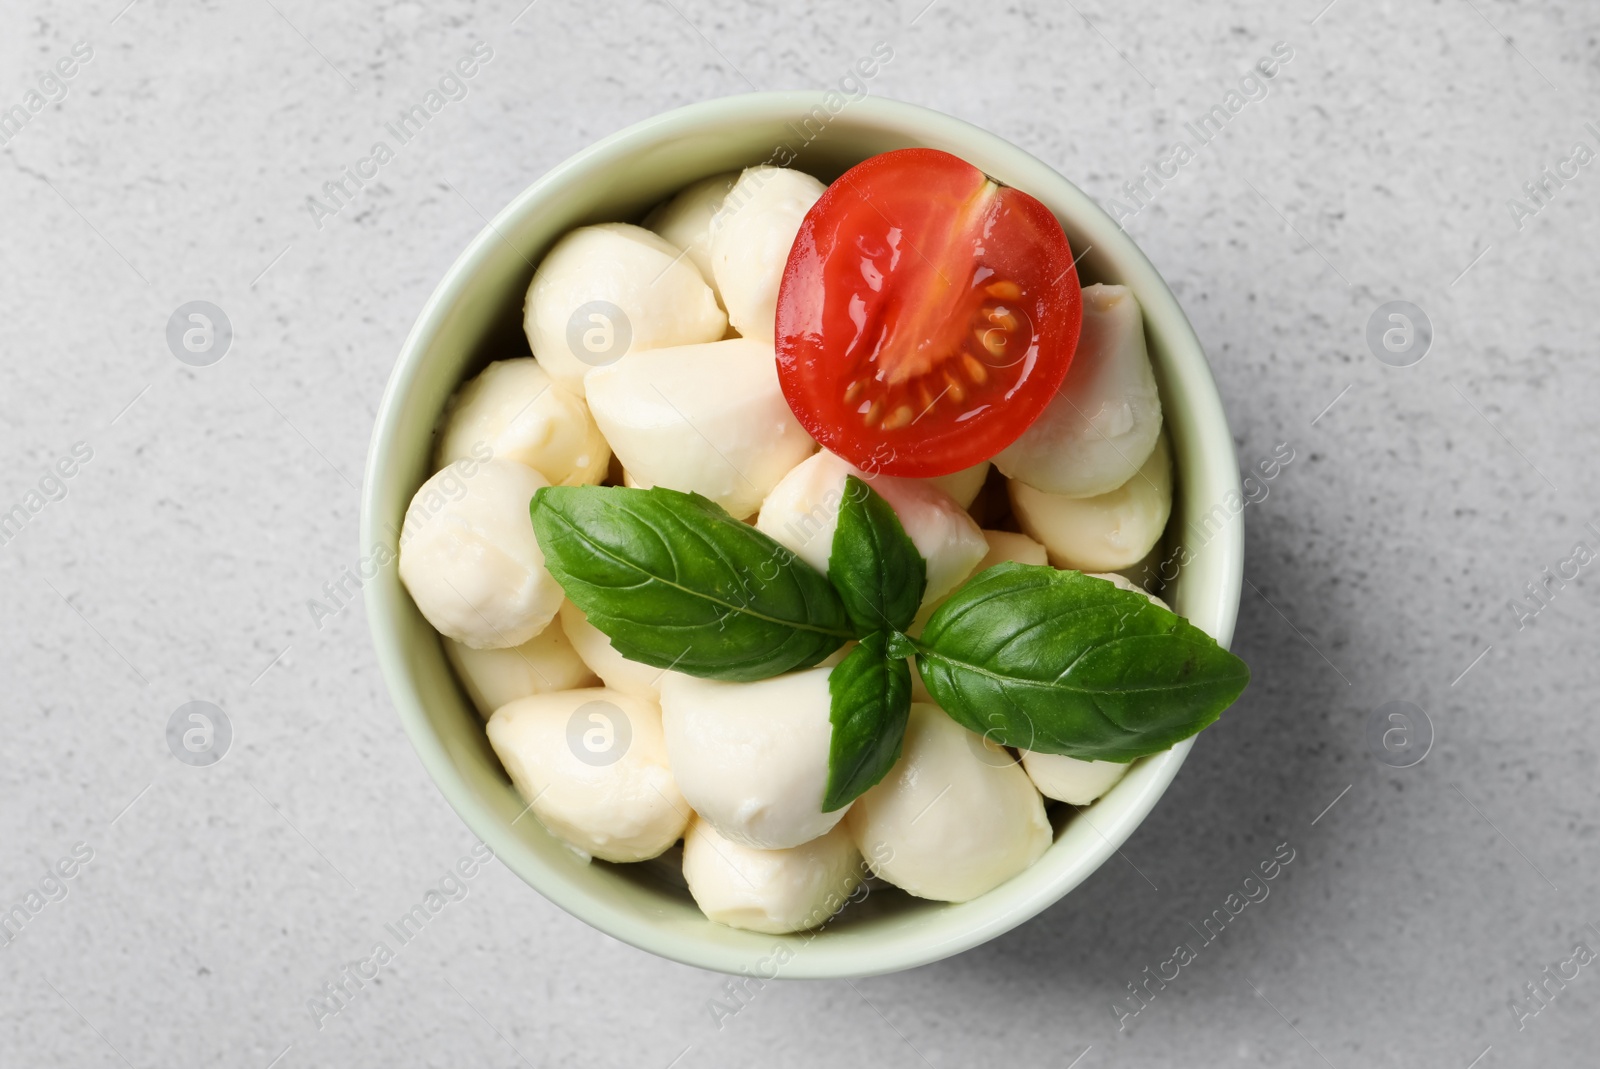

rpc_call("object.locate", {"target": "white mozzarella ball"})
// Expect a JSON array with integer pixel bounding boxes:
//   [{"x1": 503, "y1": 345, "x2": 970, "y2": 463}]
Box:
[
  {"x1": 645, "y1": 172, "x2": 740, "y2": 302},
  {"x1": 976, "y1": 529, "x2": 1049, "y2": 570},
  {"x1": 434, "y1": 358, "x2": 610, "y2": 487},
  {"x1": 525, "y1": 222, "x2": 726, "y2": 396},
  {"x1": 584, "y1": 337, "x2": 816, "y2": 519},
  {"x1": 682, "y1": 818, "x2": 863, "y2": 934},
  {"x1": 755, "y1": 451, "x2": 988, "y2": 606},
  {"x1": 708, "y1": 166, "x2": 826, "y2": 343},
  {"x1": 659, "y1": 667, "x2": 843, "y2": 850},
  {"x1": 994, "y1": 284, "x2": 1163, "y2": 497},
  {"x1": 1019, "y1": 752, "x2": 1131, "y2": 805},
  {"x1": 1084, "y1": 569, "x2": 1171, "y2": 610},
  {"x1": 398, "y1": 459, "x2": 564, "y2": 648},
  {"x1": 905, "y1": 528, "x2": 1045, "y2": 669},
  {"x1": 1009, "y1": 434, "x2": 1172, "y2": 572},
  {"x1": 445, "y1": 618, "x2": 598, "y2": 719},
  {"x1": 1019, "y1": 575, "x2": 1165, "y2": 803},
  {"x1": 486, "y1": 688, "x2": 688, "y2": 863},
  {"x1": 559, "y1": 600, "x2": 663, "y2": 701},
  {"x1": 922, "y1": 462, "x2": 990, "y2": 509},
  {"x1": 846, "y1": 704, "x2": 1051, "y2": 902}
]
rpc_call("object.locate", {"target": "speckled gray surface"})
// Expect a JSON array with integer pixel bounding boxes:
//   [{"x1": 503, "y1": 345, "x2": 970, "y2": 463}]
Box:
[{"x1": 2, "y1": 0, "x2": 1598, "y2": 1065}]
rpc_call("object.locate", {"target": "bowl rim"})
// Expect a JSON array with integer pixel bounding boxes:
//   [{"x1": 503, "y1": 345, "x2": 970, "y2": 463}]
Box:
[{"x1": 362, "y1": 90, "x2": 1244, "y2": 978}]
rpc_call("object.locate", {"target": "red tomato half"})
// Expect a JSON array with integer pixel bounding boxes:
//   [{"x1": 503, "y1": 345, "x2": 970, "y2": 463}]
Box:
[{"x1": 775, "y1": 148, "x2": 1081, "y2": 479}]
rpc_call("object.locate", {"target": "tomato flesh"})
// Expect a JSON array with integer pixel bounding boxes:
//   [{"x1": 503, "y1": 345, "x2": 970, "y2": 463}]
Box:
[{"x1": 775, "y1": 148, "x2": 1081, "y2": 479}]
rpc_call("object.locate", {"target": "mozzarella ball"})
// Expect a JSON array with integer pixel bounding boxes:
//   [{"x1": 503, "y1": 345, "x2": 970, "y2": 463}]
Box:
[
  {"x1": 659, "y1": 667, "x2": 843, "y2": 849},
  {"x1": 1020, "y1": 752, "x2": 1131, "y2": 805},
  {"x1": 683, "y1": 818, "x2": 863, "y2": 934},
  {"x1": 1085, "y1": 569, "x2": 1171, "y2": 611},
  {"x1": 1018, "y1": 575, "x2": 1165, "y2": 803},
  {"x1": 434, "y1": 358, "x2": 609, "y2": 487},
  {"x1": 994, "y1": 285, "x2": 1163, "y2": 497},
  {"x1": 398, "y1": 459, "x2": 564, "y2": 648},
  {"x1": 445, "y1": 618, "x2": 598, "y2": 719},
  {"x1": 755, "y1": 451, "x2": 988, "y2": 606},
  {"x1": 645, "y1": 172, "x2": 739, "y2": 303},
  {"x1": 559, "y1": 600, "x2": 663, "y2": 701},
  {"x1": 585, "y1": 337, "x2": 816, "y2": 518},
  {"x1": 976, "y1": 529, "x2": 1049, "y2": 571},
  {"x1": 905, "y1": 528, "x2": 1045, "y2": 660},
  {"x1": 709, "y1": 166, "x2": 826, "y2": 343},
  {"x1": 525, "y1": 222, "x2": 726, "y2": 396},
  {"x1": 847, "y1": 704, "x2": 1051, "y2": 902},
  {"x1": 922, "y1": 462, "x2": 991, "y2": 509},
  {"x1": 487, "y1": 688, "x2": 688, "y2": 862},
  {"x1": 1009, "y1": 434, "x2": 1172, "y2": 572}
]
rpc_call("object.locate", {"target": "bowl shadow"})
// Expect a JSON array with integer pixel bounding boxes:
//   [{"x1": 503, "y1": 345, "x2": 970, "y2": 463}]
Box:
[{"x1": 933, "y1": 508, "x2": 1351, "y2": 1000}]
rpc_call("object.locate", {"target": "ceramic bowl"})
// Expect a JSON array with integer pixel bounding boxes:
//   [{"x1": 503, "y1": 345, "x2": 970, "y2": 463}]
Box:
[{"x1": 362, "y1": 91, "x2": 1243, "y2": 978}]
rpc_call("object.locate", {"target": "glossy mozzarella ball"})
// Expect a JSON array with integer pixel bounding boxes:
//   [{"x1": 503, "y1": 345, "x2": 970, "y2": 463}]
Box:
[
  {"x1": 682, "y1": 818, "x2": 863, "y2": 934},
  {"x1": 524, "y1": 222, "x2": 726, "y2": 397},
  {"x1": 487, "y1": 688, "x2": 687, "y2": 862},
  {"x1": 645, "y1": 171, "x2": 740, "y2": 303},
  {"x1": 846, "y1": 704, "x2": 1051, "y2": 902},
  {"x1": 659, "y1": 667, "x2": 843, "y2": 849},
  {"x1": 1009, "y1": 434, "x2": 1172, "y2": 572},
  {"x1": 434, "y1": 358, "x2": 609, "y2": 486},
  {"x1": 559, "y1": 600, "x2": 663, "y2": 701},
  {"x1": 755, "y1": 451, "x2": 988, "y2": 606},
  {"x1": 585, "y1": 338, "x2": 816, "y2": 519},
  {"x1": 1019, "y1": 752, "x2": 1131, "y2": 805},
  {"x1": 445, "y1": 618, "x2": 598, "y2": 719},
  {"x1": 709, "y1": 166, "x2": 826, "y2": 343},
  {"x1": 994, "y1": 285, "x2": 1163, "y2": 497},
  {"x1": 922, "y1": 461, "x2": 991, "y2": 509},
  {"x1": 905, "y1": 527, "x2": 1046, "y2": 673},
  {"x1": 1085, "y1": 569, "x2": 1171, "y2": 610},
  {"x1": 975, "y1": 529, "x2": 1049, "y2": 570},
  {"x1": 398, "y1": 459, "x2": 564, "y2": 648},
  {"x1": 1019, "y1": 573, "x2": 1167, "y2": 801}
]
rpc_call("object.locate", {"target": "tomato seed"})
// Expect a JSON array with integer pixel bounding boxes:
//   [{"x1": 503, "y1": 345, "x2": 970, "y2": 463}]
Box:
[
  {"x1": 985, "y1": 306, "x2": 1018, "y2": 332},
  {"x1": 962, "y1": 352, "x2": 988, "y2": 383}
]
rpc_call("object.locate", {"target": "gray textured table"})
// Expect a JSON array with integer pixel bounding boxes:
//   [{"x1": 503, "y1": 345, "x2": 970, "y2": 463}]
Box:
[{"x1": 3, "y1": 1, "x2": 1596, "y2": 1066}]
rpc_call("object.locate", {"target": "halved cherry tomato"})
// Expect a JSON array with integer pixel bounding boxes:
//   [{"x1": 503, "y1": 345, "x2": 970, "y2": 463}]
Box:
[{"x1": 775, "y1": 148, "x2": 1081, "y2": 479}]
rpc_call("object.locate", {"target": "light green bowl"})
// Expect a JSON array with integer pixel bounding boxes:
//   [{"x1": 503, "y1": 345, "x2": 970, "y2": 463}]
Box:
[{"x1": 362, "y1": 92, "x2": 1243, "y2": 978}]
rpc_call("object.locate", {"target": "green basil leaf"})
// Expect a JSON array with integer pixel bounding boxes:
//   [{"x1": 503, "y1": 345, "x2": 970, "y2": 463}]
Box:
[
  {"x1": 824, "y1": 632, "x2": 912, "y2": 812},
  {"x1": 531, "y1": 485, "x2": 852, "y2": 682},
  {"x1": 829, "y1": 475, "x2": 927, "y2": 635},
  {"x1": 913, "y1": 563, "x2": 1249, "y2": 761}
]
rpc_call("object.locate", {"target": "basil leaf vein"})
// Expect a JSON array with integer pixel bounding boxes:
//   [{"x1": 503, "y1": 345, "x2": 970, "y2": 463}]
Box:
[
  {"x1": 531, "y1": 485, "x2": 852, "y2": 682},
  {"x1": 828, "y1": 475, "x2": 927, "y2": 635},
  {"x1": 914, "y1": 563, "x2": 1249, "y2": 762},
  {"x1": 823, "y1": 632, "x2": 912, "y2": 812}
]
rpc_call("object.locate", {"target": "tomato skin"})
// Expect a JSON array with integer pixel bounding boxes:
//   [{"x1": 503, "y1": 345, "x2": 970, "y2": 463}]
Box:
[{"x1": 775, "y1": 148, "x2": 1081, "y2": 479}]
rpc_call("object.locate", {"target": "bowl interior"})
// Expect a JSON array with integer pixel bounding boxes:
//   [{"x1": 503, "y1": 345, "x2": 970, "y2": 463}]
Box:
[{"x1": 362, "y1": 92, "x2": 1243, "y2": 978}]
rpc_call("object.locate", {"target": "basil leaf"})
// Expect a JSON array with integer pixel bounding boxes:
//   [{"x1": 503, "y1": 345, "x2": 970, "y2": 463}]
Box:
[
  {"x1": 824, "y1": 632, "x2": 912, "y2": 812},
  {"x1": 913, "y1": 563, "x2": 1249, "y2": 761},
  {"x1": 531, "y1": 485, "x2": 852, "y2": 682},
  {"x1": 829, "y1": 475, "x2": 927, "y2": 635}
]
